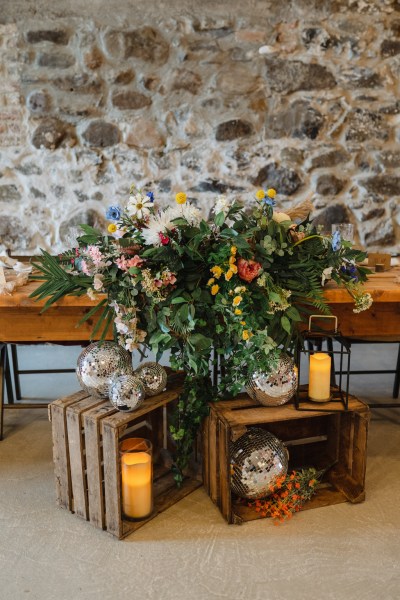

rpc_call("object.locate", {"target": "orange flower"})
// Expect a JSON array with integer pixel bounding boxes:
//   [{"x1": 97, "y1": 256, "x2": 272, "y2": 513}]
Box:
[
  {"x1": 295, "y1": 482, "x2": 300, "y2": 489},
  {"x1": 237, "y1": 257, "x2": 262, "y2": 283}
]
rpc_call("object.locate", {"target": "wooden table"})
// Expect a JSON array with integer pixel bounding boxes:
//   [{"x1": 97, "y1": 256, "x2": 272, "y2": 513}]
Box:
[{"x1": 1, "y1": 270, "x2": 399, "y2": 438}]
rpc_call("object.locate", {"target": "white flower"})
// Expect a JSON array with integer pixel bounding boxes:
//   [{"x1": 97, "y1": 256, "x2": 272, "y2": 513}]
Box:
[
  {"x1": 93, "y1": 273, "x2": 104, "y2": 291},
  {"x1": 169, "y1": 203, "x2": 203, "y2": 226},
  {"x1": 126, "y1": 193, "x2": 153, "y2": 220},
  {"x1": 124, "y1": 338, "x2": 137, "y2": 352},
  {"x1": 114, "y1": 316, "x2": 130, "y2": 334},
  {"x1": 86, "y1": 288, "x2": 98, "y2": 301},
  {"x1": 353, "y1": 292, "x2": 373, "y2": 314},
  {"x1": 321, "y1": 267, "x2": 333, "y2": 286},
  {"x1": 141, "y1": 208, "x2": 175, "y2": 246},
  {"x1": 213, "y1": 194, "x2": 230, "y2": 215}
]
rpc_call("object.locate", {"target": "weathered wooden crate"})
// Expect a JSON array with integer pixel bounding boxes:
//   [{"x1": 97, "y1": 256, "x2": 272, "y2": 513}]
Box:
[
  {"x1": 202, "y1": 390, "x2": 370, "y2": 524},
  {"x1": 49, "y1": 372, "x2": 202, "y2": 539}
]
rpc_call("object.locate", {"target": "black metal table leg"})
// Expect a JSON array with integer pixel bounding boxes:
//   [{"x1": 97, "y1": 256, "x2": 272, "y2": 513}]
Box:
[
  {"x1": 393, "y1": 344, "x2": 400, "y2": 399},
  {"x1": 11, "y1": 344, "x2": 22, "y2": 400}
]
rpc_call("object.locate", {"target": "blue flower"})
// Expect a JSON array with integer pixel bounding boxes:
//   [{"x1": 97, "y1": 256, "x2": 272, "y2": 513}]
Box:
[
  {"x1": 262, "y1": 198, "x2": 276, "y2": 207},
  {"x1": 331, "y1": 230, "x2": 341, "y2": 251},
  {"x1": 146, "y1": 191, "x2": 155, "y2": 202},
  {"x1": 340, "y1": 263, "x2": 358, "y2": 281},
  {"x1": 106, "y1": 205, "x2": 122, "y2": 221}
]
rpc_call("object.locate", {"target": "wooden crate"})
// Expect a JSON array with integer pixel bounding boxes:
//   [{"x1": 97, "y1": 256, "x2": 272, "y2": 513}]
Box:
[
  {"x1": 49, "y1": 373, "x2": 202, "y2": 539},
  {"x1": 202, "y1": 391, "x2": 370, "y2": 525}
]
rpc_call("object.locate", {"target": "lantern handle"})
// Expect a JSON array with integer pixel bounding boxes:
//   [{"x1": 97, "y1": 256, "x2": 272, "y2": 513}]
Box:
[{"x1": 308, "y1": 315, "x2": 338, "y2": 333}]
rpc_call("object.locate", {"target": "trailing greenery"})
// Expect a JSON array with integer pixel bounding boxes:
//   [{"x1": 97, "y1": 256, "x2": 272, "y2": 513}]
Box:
[{"x1": 30, "y1": 189, "x2": 371, "y2": 479}]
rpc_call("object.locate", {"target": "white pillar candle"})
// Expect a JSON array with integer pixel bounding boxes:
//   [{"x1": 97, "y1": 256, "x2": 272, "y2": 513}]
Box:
[
  {"x1": 309, "y1": 352, "x2": 331, "y2": 402},
  {"x1": 121, "y1": 451, "x2": 152, "y2": 519}
]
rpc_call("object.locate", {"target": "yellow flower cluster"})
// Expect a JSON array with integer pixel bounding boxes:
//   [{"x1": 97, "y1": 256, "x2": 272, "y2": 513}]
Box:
[
  {"x1": 210, "y1": 265, "x2": 223, "y2": 279},
  {"x1": 255, "y1": 188, "x2": 277, "y2": 201},
  {"x1": 175, "y1": 191, "x2": 187, "y2": 205},
  {"x1": 224, "y1": 245, "x2": 237, "y2": 281}
]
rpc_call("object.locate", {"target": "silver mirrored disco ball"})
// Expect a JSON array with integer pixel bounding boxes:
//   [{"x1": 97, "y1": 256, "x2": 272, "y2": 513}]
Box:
[
  {"x1": 230, "y1": 428, "x2": 288, "y2": 500},
  {"x1": 109, "y1": 375, "x2": 145, "y2": 412},
  {"x1": 135, "y1": 362, "x2": 167, "y2": 396},
  {"x1": 246, "y1": 353, "x2": 298, "y2": 407},
  {"x1": 76, "y1": 341, "x2": 133, "y2": 398}
]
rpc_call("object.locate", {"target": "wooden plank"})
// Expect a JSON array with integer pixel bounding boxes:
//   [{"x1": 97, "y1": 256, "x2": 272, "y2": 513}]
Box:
[
  {"x1": 202, "y1": 416, "x2": 210, "y2": 494},
  {"x1": 66, "y1": 396, "x2": 105, "y2": 519},
  {"x1": 218, "y1": 419, "x2": 231, "y2": 523},
  {"x1": 208, "y1": 409, "x2": 219, "y2": 505},
  {"x1": 103, "y1": 389, "x2": 182, "y2": 429},
  {"x1": 102, "y1": 420, "x2": 122, "y2": 538},
  {"x1": 84, "y1": 401, "x2": 117, "y2": 529},
  {"x1": 350, "y1": 412, "x2": 369, "y2": 488},
  {"x1": 49, "y1": 390, "x2": 89, "y2": 509}
]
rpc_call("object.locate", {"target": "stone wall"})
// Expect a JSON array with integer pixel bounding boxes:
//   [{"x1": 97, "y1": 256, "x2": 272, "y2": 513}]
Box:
[{"x1": 1, "y1": 0, "x2": 399, "y2": 254}]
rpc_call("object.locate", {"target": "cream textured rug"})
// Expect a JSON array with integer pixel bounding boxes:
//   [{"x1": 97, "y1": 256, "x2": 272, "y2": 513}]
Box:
[{"x1": 1, "y1": 403, "x2": 399, "y2": 600}]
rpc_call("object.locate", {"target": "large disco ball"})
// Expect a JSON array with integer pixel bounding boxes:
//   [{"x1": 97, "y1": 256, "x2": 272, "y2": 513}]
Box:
[
  {"x1": 230, "y1": 428, "x2": 288, "y2": 500},
  {"x1": 109, "y1": 375, "x2": 145, "y2": 412},
  {"x1": 246, "y1": 353, "x2": 298, "y2": 407},
  {"x1": 135, "y1": 362, "x2": 167, "y2": 397},
  {"x1": 76, "y1": 341, "x2": 133, "y2": 398}
]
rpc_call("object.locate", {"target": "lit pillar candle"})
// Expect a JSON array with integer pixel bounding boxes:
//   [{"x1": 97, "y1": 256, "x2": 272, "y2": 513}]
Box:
[
  {"x1": 120, "y1": 442, "x2": 153, "y2": 519},
  {"x1": 308, "y1": 352, "x2": 331, "y2": 402}
]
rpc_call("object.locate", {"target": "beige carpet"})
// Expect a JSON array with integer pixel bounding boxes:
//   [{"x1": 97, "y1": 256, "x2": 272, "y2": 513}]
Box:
[{"x1": 1, "y1": 404, "x2": 400, "y2": 600}]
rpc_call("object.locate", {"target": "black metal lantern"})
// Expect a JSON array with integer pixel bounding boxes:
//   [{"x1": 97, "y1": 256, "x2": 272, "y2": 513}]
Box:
[{"x1": 295, "y1": 315, "x2": 351, "y2": 412}]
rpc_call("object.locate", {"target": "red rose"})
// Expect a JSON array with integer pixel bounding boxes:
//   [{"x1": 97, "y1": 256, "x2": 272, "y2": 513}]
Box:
[{"x1": 237, "y1": 257, "x2": 262, "y2": 283}]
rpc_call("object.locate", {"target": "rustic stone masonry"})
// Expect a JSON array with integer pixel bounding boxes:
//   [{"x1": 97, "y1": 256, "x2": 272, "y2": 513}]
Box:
[{"x1": 0, "y1": 0, "x2": 399, "y2": 254}]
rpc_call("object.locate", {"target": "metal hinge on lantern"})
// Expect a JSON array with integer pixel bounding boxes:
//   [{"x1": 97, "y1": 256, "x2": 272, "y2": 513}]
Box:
[{"x1": 295, "y1": 315, "x2": 351, "y2": 412}]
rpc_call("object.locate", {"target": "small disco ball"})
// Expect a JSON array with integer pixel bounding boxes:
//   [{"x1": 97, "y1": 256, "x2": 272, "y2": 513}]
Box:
[
  {"x1": 230, "y1": 428, "x2": 288, "y2": 500},
  {"x1": 109, "y1": 375, "x2": 145, "y2": 412},
  {"x1": 76, "y1": 341, "x2": 133, "y2": 398},
  {"x1": 135, "y1": 362, "x2": 167, "y2": 396},
  {"x1": 246, "y1": 353, "x2": 298, "y2": 407}
]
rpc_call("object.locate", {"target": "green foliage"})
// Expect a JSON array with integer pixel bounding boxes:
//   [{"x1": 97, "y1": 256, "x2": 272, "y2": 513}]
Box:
[{"x1": 30, "y1": 193, "x2": 371, "y2": 482}]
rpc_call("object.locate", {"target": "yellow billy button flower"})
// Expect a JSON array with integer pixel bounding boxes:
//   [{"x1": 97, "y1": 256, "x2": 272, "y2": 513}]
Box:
[
  {"x1": 210, "y1": 265, "x2": 223, "y2": 279},
  {"x1": 225, "y1": 269, "x2": 234, "y2": 281},
  {"x1": 267, "y1": 188, "x2": 277, "y2": 199},
  {"x1": 230, "y1": 245, "x2": 237, "y2": 255},
  {"x1": 233, "y1": 295, "x2": 243, "y2": 306},
  {"x1": 255, "y1": 189, "x2": 266, "y2": 201},
  {"x1": 175, "y1": 191, "x2": 187, "y2": 205},
  {"x1": 242, "y1": 330, "x2": 250, "y2": 341},
  {"x1": 207, "y1": 278, "x2": 215, "y2": 286},
  {"x1": 108, "y1": 223, "x2": 117, "y2": 233},
  {"x1": 211, "y1": 284, "x2": 219, "y2": 296},
  {"x1": 234, "y1": 308, "x2": 242, "y2": 315}
]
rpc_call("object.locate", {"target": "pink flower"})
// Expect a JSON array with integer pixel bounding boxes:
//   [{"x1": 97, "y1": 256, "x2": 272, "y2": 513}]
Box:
[
  {"x1": 154, "y1": 279, "x2": 163, "y2": 288},
  {"x1": 81, "y1": 260, "x2": 91, "y2": 276},
  {"x1": 162, "y1": 271, "x2": 177, "y2": 286},
  {"x1": 237, "y1": 257, "x2": 262, "y2": 283},
  {"x1": 127, "y1": 255, "x2": 144, "y2": 268},
  {"x1": 87, "y1": 245, "x2": 103, "y2": 267}
]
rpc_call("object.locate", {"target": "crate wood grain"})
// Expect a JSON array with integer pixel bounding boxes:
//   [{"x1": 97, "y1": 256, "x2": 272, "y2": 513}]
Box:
[
  {"x1": 49, "y1": 390, "x2": 90, "y2": 510},
  {"x1": 49, "y1": 372, "x2": 202, "y2": 539},
  {"x1": 203, "y1": 391, "x2": 370, "y2": 525}
]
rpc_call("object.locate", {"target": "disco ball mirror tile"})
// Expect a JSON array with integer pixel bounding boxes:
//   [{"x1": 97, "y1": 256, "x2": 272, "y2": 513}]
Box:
[
  {"x1": 76, "y1": 341, "x2": 133, "y2": 398},
  {"x1": 109, "y1": 375, "x2": 145, "y2": 412},
  {"x1": 246, "y1": 353, "x2": 298, "y2": 407},
  {"x1": 135, "y1": 362, "x2": 167, "y2": 396},
  {"x1": 230, "y1": 428, "x2": 288, "y2": 500}
]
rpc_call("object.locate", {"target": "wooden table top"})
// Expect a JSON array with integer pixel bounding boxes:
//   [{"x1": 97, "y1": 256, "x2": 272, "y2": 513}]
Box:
[
  {"x1": 1, "y1": 268, "x2": 399, "y2": 308},
  {"x1": 0, "y1": 268, "x2": 399, "y2": 342}
]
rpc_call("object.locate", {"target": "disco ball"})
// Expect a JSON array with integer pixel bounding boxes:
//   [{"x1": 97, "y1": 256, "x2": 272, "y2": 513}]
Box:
[
  {"x1": 135, "y1": 362, "x2": 167, "y2": 396},
  {"x1": 230, "y1": 428, "x2": 288, "y2": 500},
  {"x1": 109, "y1": 375, "x2": 145, "y2": 412},
  {"x1": 246, "y1": 354, "x2": 298, "y2": 407},
  {"x1": 76, "y1": 341, "x2": 133, "y2": 398}
]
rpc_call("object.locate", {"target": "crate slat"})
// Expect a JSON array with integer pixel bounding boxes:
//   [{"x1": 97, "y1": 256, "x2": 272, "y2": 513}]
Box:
[{"x1": 66, "y1": 396, "x2": 106, "y2": 519}]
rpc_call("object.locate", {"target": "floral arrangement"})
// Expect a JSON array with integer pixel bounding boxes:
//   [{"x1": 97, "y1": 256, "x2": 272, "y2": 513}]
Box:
[
  {"x1": 247, "y1": 467, "x2": 322, "y2": 523},
  {"x1": 31, "y1": 187, "x2": 371, "y2": 480}
]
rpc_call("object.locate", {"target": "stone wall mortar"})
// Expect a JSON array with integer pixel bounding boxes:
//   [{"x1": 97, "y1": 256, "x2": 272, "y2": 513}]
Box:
[{"x1": 0, "y1": 2, "x2": 399, "y2": 254}]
